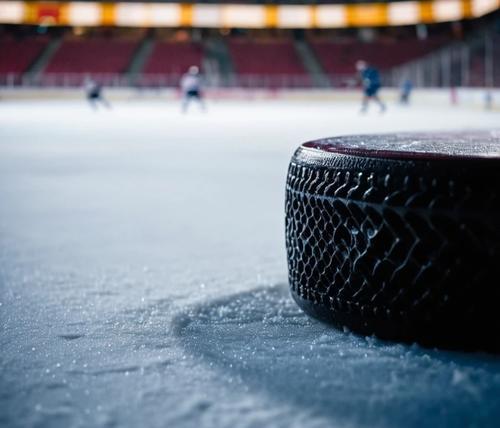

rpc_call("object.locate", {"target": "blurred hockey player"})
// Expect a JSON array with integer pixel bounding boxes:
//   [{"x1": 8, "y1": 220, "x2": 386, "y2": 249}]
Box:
[
  {"x1": 356, "y1": 60, "x2": 386, "y2": 114},
  {"x1": 180, "y1": 66, "x2": 205, "y2": 113},
  {"x1": 84, "y1": 78, "x2": 111, "y2": 110},
  {"x1": 399, "y1": 78, "x2": 413, "y2": 105}
]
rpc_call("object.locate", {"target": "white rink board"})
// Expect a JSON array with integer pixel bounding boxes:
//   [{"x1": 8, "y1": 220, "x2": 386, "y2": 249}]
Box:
[
  {"x1": 1, "y1": 87, "x2": 500, "y2": 110},
  {"x1": 0, "y1": 100, "x2": 499, "y2": 428}
]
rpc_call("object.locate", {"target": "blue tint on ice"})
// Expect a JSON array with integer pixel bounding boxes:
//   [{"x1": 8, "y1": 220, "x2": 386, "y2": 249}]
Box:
[{"x1": 1, "y1": 100, "x2": 499, "y2": 428}]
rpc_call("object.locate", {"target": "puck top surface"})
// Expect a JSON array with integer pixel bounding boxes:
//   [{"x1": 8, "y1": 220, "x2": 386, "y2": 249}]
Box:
[{"x1": 302, "y1": 130, "x2": 500, "y2": 160}]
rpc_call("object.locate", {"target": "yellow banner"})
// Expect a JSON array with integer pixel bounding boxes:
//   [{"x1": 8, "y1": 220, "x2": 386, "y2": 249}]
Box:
[{"x1": 0, "y1": 0, "x2": 497, "y2": 28}]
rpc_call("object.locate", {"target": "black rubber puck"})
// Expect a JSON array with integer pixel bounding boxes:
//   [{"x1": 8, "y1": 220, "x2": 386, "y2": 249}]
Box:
[{"x1": 285, "y1": 131, "x2": 500, "y2": 352}]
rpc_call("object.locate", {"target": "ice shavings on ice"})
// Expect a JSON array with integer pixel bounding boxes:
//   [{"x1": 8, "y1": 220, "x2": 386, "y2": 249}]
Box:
[{"x1": 174, "y1": 284, "x2": 500, "y2": 428}]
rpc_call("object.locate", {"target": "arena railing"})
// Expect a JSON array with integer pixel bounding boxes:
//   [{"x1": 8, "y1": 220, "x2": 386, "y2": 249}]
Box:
[
  {"x1": 388, "y1": 30, "x2": 499, "y2": 88},
  {"x1": 0, "y1": 73, "x2": 357, "y2": 89},
  {"x1": 2, "y1": 72, "x2": 497, "y2": 90}
]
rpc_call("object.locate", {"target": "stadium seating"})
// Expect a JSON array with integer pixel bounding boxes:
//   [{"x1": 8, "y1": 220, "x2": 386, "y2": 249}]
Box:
[
  {"x1": 228, "y1": 39, "x2": 306, "y2": 76},
  {"x1": 44, "y1": 37, "x2": 139, "y2": 74},
  {"x1": 0, "y1": 36, "x2": 49, "y2": 74},
  {"x1": 142, "y1": 41, "x2": 203, "y2": 76},
  {"x1": 311, "y1": 39, "x2": 444, "y2": 77},
  {"x1": 227, "y1": 39, "x2": 309, "y2": 87}
]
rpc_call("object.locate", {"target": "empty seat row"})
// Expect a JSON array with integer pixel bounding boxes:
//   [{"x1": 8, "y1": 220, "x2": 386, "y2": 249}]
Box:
[
  {"x1": 311, "y1": 39, "x2": 445, "y2": 76},
  {"x1": 0, "y1": 36, "x2": 49, "y2": 74},
  {"x1": 0, "y1": 35, "x2": 448, "y2": 81}
]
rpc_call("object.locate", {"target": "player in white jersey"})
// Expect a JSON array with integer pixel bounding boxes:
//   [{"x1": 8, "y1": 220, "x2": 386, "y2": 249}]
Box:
[{"x1": 180, "y1": 66, "x2": 205, "y2": 113}]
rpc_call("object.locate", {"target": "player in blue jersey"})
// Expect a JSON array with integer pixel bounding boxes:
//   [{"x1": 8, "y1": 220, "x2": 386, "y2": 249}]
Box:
[
  {"x1": 400, "y1": 78, "x2": 413, "y2": 105},
  {"x1": 356, "y1": 60, "x2": 386, "y2": 114}
]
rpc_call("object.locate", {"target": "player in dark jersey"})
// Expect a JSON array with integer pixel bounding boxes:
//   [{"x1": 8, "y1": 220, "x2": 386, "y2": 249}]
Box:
[
  {"x1": 356, "y1": 60, "x2": 386, "y2": 114},
  {"x1": 84, "y1": 78, "x2": 111, "y2": 110}
]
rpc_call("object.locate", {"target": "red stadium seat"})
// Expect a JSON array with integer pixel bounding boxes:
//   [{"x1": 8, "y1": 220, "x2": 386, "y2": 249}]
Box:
[
  {"x1": 143, "y1": 41, "x2": 203, "y2": 76},
  {"x1": 228, "y1": 39, "x2": 306, "y2": 75},
  {"x1": 227, "y1": 39, "x2": 308, "y2": 88},
  {"x1": 0, "y1": 36, "x2": 49, "y2": 74},
  {"x1": 310, "y1": 39, "x2": 445, "y2": 81},
  {"x1": 44, "y1": 38, "x2": 139, "y2": 75}
]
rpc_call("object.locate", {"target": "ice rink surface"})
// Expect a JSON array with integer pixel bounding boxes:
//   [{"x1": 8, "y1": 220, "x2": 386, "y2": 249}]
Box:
[{"x1": 1, "y1": 99, "x2": 500, "y2": 428}]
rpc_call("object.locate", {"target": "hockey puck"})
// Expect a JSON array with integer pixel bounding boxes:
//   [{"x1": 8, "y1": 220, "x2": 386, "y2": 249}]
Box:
[{"x1": 285, "y1": 131, "x2": 500, "y2": 351}]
